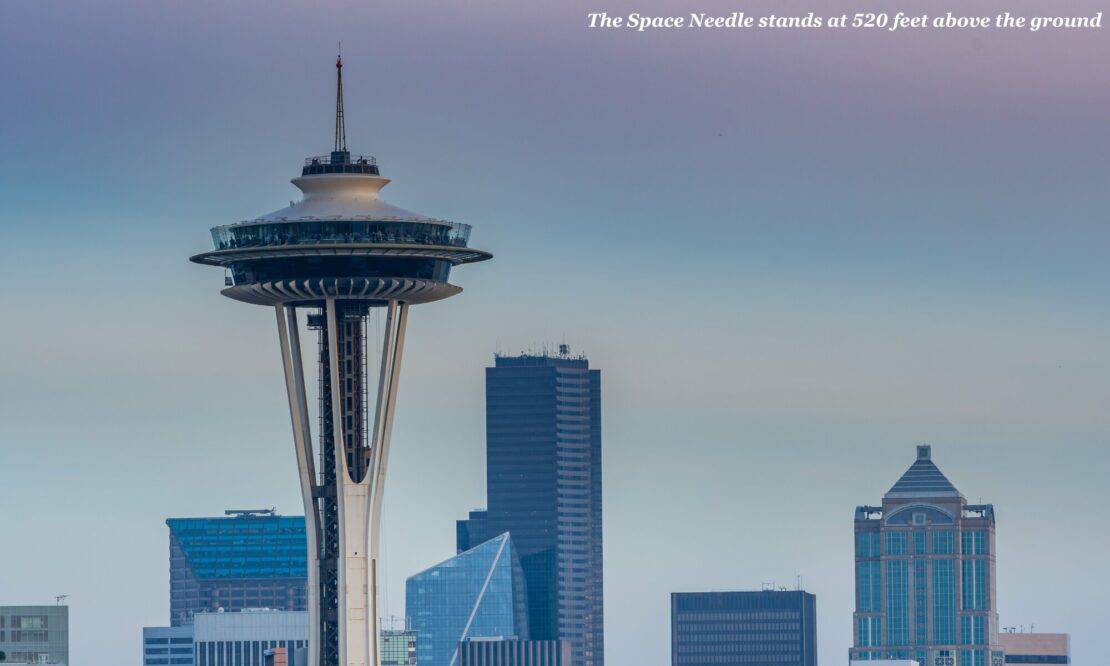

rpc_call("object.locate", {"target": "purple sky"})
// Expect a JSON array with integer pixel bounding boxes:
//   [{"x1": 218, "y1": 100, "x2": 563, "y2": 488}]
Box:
[{"x1": 1, "y1": 1, "x2": 1107, "y2": 665}]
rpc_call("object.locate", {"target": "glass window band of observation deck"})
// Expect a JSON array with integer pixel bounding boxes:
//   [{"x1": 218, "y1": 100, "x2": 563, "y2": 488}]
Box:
[
  {"x1": 227, "y1": 256, "x2": 453, "y2": 286},
  {"x1": 210, "y1": 220, "x2": 473, "y2": 252}
]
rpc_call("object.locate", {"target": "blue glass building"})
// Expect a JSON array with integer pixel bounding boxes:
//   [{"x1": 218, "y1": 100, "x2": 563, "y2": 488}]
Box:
[
  {"x1": 852, "y1": 446, "x2": 1003, "y2": 666},
  {"x1": 406, "y1": 533, "x2": 530, "y2": 666},
  {"x1": 457, "y1": 351, "x2": 603, "y2": 666},
  {"x1": 167, "y1": 509, "x2": 307, "y2": 625},
  {"x1": 670, "y1": 591, "x2": 817, "y2": 666}
]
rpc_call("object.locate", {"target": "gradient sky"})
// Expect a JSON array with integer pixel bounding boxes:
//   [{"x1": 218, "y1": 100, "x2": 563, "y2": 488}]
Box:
[{"x1": 1, "y1": 1, "x2": 1107, "y2": 665}]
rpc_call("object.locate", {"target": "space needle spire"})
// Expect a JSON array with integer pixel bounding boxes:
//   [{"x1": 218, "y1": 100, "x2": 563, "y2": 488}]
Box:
[
  {"x1": 334, "y1": 51, "x2": 347, "y2": 153},
  {"x1": 191, "y1": 57, "x2": 491, "y2": 666}
]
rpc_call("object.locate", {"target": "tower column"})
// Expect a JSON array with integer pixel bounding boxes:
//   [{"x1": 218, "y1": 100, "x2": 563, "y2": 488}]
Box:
[
  {"x1": 321, "y1": 297, "x2": 409, "y2": 666},
  {"x1": 276, "y1": 304, "x2": 322, "y2": 666}
]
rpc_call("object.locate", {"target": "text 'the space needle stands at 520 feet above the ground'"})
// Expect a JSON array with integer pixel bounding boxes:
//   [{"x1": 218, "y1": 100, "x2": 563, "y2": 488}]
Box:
[{"x1": 190, "y1": 55, "x2": 491, "y2": 666}]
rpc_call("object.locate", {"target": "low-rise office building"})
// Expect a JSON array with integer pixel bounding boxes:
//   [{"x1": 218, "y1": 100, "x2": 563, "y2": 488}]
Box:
[
  {"x1": 999, "y1": 633, "x2": 1069, "y2": 664},
  {"x1": 671, "y1": 590, "x2": 817, "y2": 666},
  {"x1": 145, "y1": 609, "x2": 308, "y2": 666},
  {"x1": 144, "y1": 625, "x2": 195, "y2": 666},
  {"x1": 457, "y1": 638, "x2": 571, "y2": 666},
  {"x1": 0, "y1": 605, "x2": 68, "y2": 666}
]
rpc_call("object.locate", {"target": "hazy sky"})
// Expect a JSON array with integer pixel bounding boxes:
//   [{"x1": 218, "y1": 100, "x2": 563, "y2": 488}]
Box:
[{"x1": 1, "y1": 1, "x2": 1107, "y2": 665}]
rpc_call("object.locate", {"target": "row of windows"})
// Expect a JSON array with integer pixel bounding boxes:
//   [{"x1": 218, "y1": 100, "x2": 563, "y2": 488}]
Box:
[
  {"x1": 675, "y1": 612, "x2": 800, "y2": 621},
  {"x1": 0, "y1": 616, "x2": 49, "y2": 629},
  {"x1": 676, "y1": 624, "x2": 801, "y2": 632},
  {"x1": 146, "y1": 647, "x2": 194, "y2": 655},
  {"x1": 675, "y1": 655, "x2": 802, "y2": 663},
  {"x1": 674, "y1": 631, "x2": 803, "y2": 641},
  {"x1": 4, "y1": 630, "x2": 49, "y2": 642},
  {"x1": 857, "y1": 558, "x2": 988, "y2": 619},
  {"x1": 857, "y1": 530, "x2": 988, "y2": 558},
  {"x1": 675, "y1": 644, "x2": 801, "y2": 654},
  {"x1": 193, "y1": 639, "x2": 307, "y2": 666}
]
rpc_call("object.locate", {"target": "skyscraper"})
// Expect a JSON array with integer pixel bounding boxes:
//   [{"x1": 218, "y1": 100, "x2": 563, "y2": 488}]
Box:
[
  {"x1": 457, "y1": 349, "x2": 603, "y2": 666},
  {"x1": 167, "y1": 509, "x2": 307, "y2": 625},
  {"x1": 852, "y1": 445, "x2": 1002, "y2": 666},
  {"x1": 190, "y1": 56, "x2": 490, "y2": 666},
  {"x1": 670, "y1": 591, "x2": 817, "y2": 666},
  {"x1": 406, "y1": 533, "x2": 530, "y2": 666}
]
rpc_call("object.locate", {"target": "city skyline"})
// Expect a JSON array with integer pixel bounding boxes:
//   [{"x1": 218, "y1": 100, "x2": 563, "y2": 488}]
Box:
[{"x1": 2, "y1": 1, "x2": 1107, "y2": 666}]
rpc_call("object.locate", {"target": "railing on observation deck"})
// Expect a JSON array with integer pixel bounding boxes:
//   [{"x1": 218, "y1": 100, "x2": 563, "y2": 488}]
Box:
[
  {"x1": 211, "y1": 220, "x2": 473, "y2": 252},
  {"x1": 302, "y1": 153, "x2": 379, "y2": 176}
]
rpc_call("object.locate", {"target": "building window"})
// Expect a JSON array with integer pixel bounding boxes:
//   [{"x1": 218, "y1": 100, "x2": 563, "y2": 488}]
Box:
[
  {"x1": 961, "y1": 531, "x2": 988, "y2": 555},
  {"x1": 886, "y1": 532, "x2": 908, "y2": 556},
  {"x1": 856, "y1": 532, "x2": 881, "y2": 558},
  {"x1": 885, "y1": 559, "x2": 909, "y2": 645},
  {"x1": 961, "y1": 560, "x2": 988, "y2": 610},
  {"x1": 932, "y1": 559, "x2": 956, "y2": 643},
  {"x1": 857, "y1": 616, "x2": 881, "y2": 647},
  {"x1": 857, "y1": 561, "x2": 881, "y2": 612},
  {"x1": 933, "y1": 531, "x2": 956, "y2": 554},
  {"x1": 913, "y1": 531, "x2": 927, "y2": 555}
]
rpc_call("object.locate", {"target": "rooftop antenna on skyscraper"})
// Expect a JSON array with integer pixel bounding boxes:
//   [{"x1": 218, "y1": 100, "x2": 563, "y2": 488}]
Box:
[
  {"x1": 55, "y1": 594, "x2": 67, "y2": 605},
  {"x1": 334, "y1": 46, "x2": 347, "y2": 153}
]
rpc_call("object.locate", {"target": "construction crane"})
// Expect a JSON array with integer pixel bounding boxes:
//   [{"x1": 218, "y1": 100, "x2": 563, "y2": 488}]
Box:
[{"x1": 55, "y1": 595, "x2": 68, "y2": 605}]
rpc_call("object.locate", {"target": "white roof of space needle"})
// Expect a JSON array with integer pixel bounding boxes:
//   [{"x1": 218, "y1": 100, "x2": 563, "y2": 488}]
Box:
[{"x1": 241, "y1": 164, "x2": 452, "y2": 227}]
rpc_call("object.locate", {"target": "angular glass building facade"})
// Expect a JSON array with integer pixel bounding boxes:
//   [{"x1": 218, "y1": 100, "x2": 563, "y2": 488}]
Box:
[
  {"x1": 167, "y1": 510, "x2": 307, "y2": 625},
  {"x1": 670, "y1": 591, "x2": 817, "y2": 666},
  {"x1": 458, "y1": 351, "x2": 603, "y2": 666},
  {"x1": 406, "y1": 533, "x2": 530, "y2": 666},
  {"x1": 852, "y1": 445, "x2": 1002, "y2": 666}
]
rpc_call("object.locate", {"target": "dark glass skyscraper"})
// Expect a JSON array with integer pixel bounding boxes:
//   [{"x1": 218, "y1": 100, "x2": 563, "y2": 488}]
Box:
[
  {"x1": 670, "y1": 591, "x2": 817, "y2": 666},
  {"x1": 167, "y1": 510, "x2": 307, "y2": 625},
  {"x1": 458, "y1": 350, "x2": 603, "y2": 666}
]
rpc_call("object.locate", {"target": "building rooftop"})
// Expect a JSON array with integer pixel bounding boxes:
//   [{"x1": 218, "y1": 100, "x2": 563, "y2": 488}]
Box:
[
  {"x1": 167, "y1": 513, "x2": 307, "y2": 580},
  {"x1": 884, "y1": 445, "x2": 963, "y2": 500}
]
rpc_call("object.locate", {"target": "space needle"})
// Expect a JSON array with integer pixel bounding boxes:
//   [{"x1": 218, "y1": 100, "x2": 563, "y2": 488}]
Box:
[{"x1": 190, "y1": 56, "x2": 491, "y2": 666}]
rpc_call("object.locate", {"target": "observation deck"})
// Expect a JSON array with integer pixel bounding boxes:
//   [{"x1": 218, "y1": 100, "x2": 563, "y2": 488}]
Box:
[
  {"x1": 190, "y1": 153, "x2": 491, "y2": 307},
  {"x1": 302, "y1": 150, "x2": 380, "y2": 176}
]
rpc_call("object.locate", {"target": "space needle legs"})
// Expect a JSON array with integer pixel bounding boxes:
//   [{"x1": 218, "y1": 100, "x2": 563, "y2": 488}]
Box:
[{"x1": 276, "y1": 299, "x2": 409, "y2": 666}]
